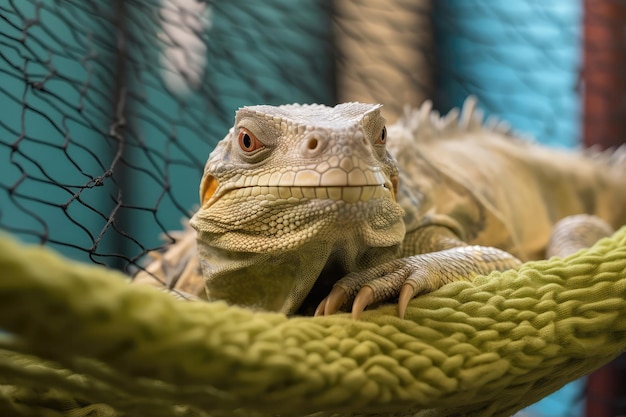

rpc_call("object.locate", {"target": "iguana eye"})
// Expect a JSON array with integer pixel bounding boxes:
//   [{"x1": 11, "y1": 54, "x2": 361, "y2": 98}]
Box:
[
  {"x1": 238, "y1": 128, "x2": 264, "y2": 152},
  {"x1": 376, "y1": 127, "x2": 387, "y2": 145}
]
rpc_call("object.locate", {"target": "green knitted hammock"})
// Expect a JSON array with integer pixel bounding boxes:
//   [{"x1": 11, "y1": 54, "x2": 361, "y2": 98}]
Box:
[{"x1": 1, "y1": 228, "x2": 626, "y2": 417}]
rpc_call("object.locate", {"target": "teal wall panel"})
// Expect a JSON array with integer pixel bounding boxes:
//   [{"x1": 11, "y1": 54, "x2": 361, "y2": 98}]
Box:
[
  {"x1": 434, "y1": 1, "x2": 582, "y2": 148},
  {"x1": 0, "y1": 2, "x2": 119, "y2": 264}
]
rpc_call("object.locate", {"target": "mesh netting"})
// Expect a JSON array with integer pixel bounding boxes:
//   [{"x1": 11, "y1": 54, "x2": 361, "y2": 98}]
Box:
[{"x1": 1, "y1": 0, "x2": 335, "y2": 270}]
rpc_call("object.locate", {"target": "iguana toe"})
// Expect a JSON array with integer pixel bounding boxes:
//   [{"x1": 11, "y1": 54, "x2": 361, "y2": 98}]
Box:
[
  {"x1": 314, "y1": 287, "x2": 348, "y2": 316},
  {"x1": 398, "y1": 283, "x2": 416, "y2": 319},
  {"x1": 351, "y1": 286, "x2": 374, "y2": 319},
  {"x1": 321, "y1": 260, "x2": 410, "y2": 318}
]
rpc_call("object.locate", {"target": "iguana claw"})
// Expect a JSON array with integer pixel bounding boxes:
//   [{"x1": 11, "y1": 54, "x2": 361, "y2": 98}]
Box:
[
  {"x1": 398, "y1": 283, "x2": 416, "y2": 319},
  {"x1": 352, "y1": 286, "x2": 374, "y2": 319},
  {"x1": 314, "y1": 285, "x2": 376, "y2": 319},
  {"x1": 314, "y1": 287, "x2": 348, "y2": 316}
]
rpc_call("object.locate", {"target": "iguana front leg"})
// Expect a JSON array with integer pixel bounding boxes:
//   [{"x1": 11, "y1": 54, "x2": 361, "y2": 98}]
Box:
[
  {"x1": 317, "y1": 215, "x2": 617, "y2": 319},
  {"x1": 133, "y1": 225, "x2": 206, "y2": 300},
  {"x1": 315, "y1": 226, "x2": 522, "y2": 319}
]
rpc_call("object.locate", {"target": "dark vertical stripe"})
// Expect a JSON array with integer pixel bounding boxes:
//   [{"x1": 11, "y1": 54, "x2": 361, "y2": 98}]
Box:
[{"x1": 583, "y1": 0, "x2": 626, "y2": 149}]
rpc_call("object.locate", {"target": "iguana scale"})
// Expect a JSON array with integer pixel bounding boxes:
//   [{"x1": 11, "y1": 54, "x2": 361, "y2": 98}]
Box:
[{"x1": 134, "y1": 97, "x2": 626, "y2": 318}]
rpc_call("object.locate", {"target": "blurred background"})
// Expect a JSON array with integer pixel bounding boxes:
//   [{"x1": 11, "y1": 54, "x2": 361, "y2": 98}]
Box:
[{"x1": 1, "y1": 1, "x2": 625, "y2": 416}]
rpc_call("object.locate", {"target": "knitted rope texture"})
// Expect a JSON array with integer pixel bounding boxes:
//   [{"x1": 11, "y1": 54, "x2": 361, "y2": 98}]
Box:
[{"x1": 0, "y1": 228, "x2": 625, "y2": 417}]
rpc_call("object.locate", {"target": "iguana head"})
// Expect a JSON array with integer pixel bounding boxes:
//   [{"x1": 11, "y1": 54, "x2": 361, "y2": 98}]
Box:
[{"x1": 189, "y1": 103, "x2": 405, "y2": 314}]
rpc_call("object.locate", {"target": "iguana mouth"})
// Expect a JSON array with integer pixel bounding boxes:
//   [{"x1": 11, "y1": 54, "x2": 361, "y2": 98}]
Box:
[
  {"x1": 203, "y1": 164, "x2": 395, "y2": 207},
  {"x1": 225, "y1": 184, "x2": 391, "y2": 204},
  {"x1": 230, "y1": 165, "x2": 388, "y2": 189}
]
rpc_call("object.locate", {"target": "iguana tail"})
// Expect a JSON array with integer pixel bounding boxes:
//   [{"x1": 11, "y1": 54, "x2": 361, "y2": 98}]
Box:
[
  {"x1": 585, "y1": 143, "x2": 626, "y2": 227},
  {"x1": 610, "y1": 144, "x2": 626, "y2": 226}
]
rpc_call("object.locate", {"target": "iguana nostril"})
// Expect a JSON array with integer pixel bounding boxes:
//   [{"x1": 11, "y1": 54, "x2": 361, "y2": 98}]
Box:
[{"x1": 307, "y1": 138, "x2": 319, "y2": 150}]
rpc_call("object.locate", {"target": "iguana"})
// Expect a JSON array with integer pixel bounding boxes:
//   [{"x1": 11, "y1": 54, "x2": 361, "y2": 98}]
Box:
[{"x1": 134, "y1": 97, "x2": 626, "y2": 318}]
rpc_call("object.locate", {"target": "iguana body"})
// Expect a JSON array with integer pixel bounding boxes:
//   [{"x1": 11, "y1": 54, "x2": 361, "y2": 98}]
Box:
[{"x1": 134, "y1": 98, "x2": 626, "y2": 317}]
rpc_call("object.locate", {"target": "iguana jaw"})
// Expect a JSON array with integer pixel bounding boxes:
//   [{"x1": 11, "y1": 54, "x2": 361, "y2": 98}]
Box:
[
  {"x1": 191, "y1": 179, "x2": 404, "y2": 313},
  {"x1": 195, "y1": 241, "x2": 334, "y2": 314},
  {"x1": 192, "y1": 197, "x2": 406, "y2": 314}
]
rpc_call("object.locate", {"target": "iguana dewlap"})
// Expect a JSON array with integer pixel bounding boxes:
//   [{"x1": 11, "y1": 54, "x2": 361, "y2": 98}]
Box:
[{"x1": 134, "y1": 98, "x2": 626, "y2": 318}]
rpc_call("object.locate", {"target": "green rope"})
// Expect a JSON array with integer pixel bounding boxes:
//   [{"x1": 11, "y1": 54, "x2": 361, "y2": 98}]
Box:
[{"x1": 0, "y1": 228, "x2": 625, "y2": 417}]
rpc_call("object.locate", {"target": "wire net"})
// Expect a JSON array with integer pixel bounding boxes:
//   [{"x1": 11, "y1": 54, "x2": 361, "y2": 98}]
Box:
[{"x1": 1, "y1": 0, "x2": 335, "y2": 270}]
